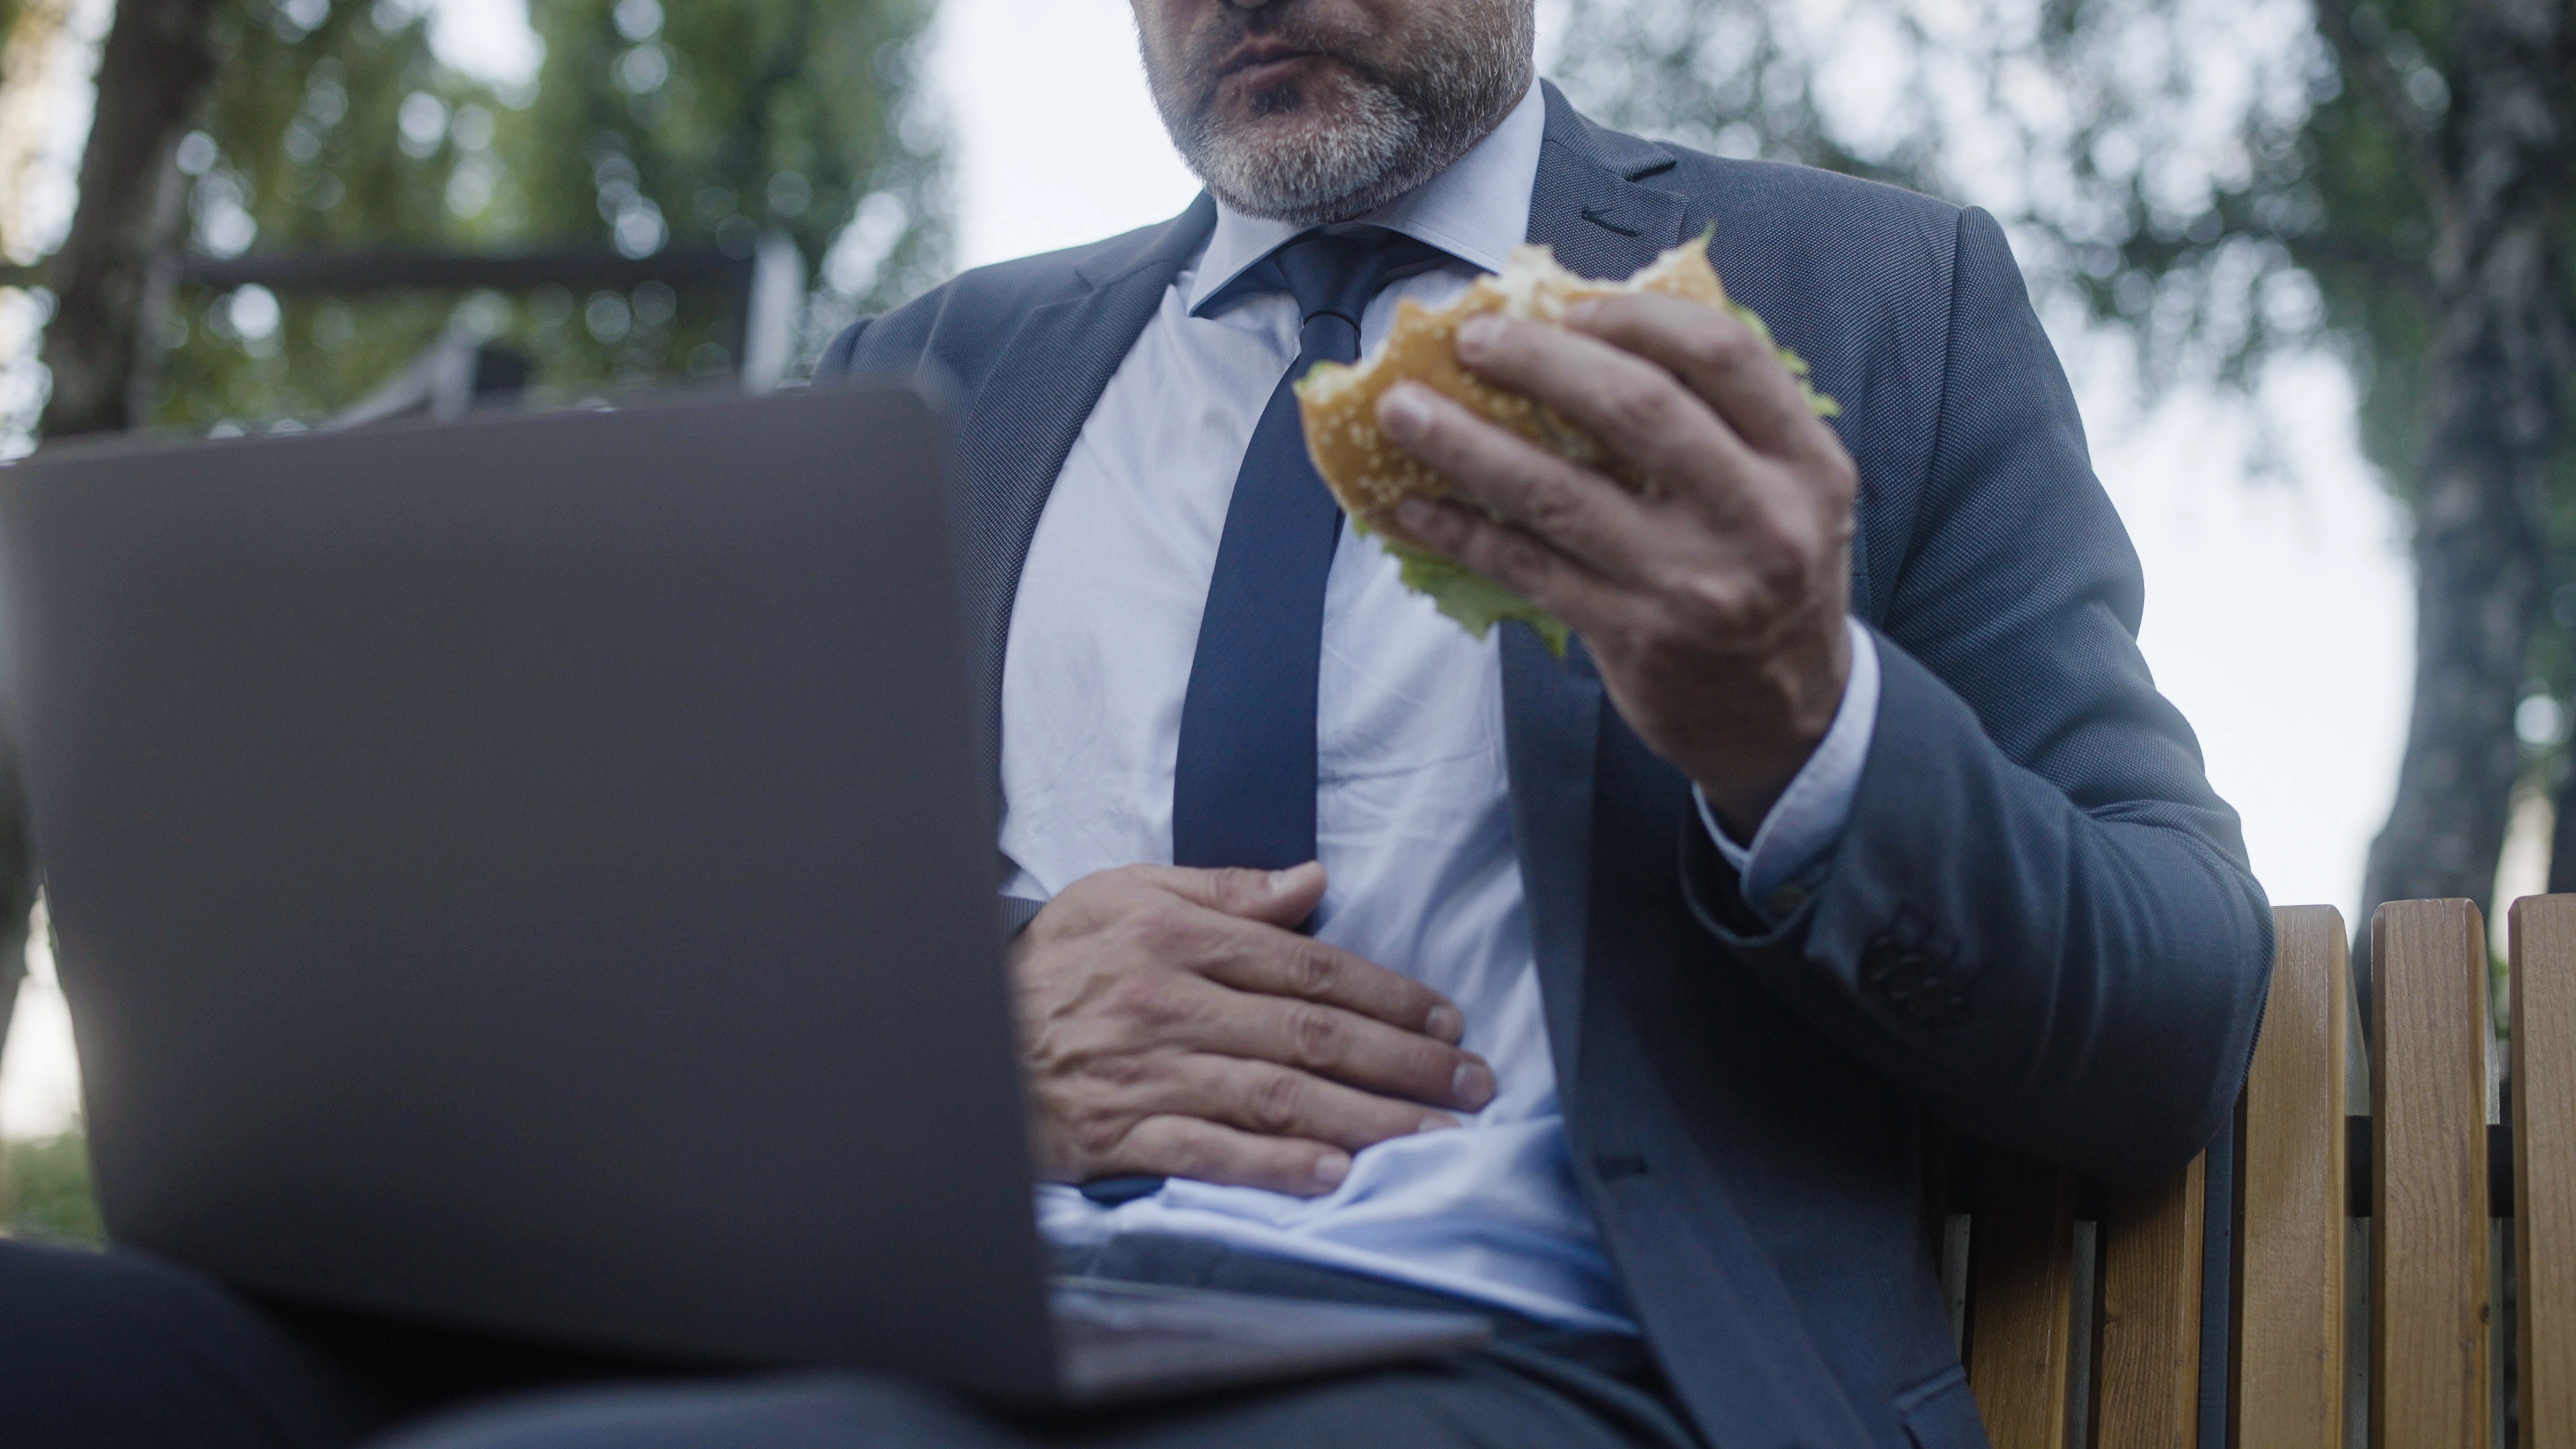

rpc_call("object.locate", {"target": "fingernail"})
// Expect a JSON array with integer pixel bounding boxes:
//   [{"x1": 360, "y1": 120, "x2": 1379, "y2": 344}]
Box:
[
  {"x1": 1419, "y1": 1114, "x2": 1461, "y2": 1133},
  {"x1": 1452, "y1": 1059, "x2": 1496, "y2": 1108},
  {"x1": 1456, "y1": 314, "x2": 1502, "y2": 354},
  {"x1": 1379, "y1": 385, "x2": 1431, "y2": 441},
  {"x1": 1267, "y1": 861, "x2": 1317, "y2": 894},
  {"x1": 1424, "y1": 1002, "x2": 1464, "y2": 1042},
  {"x1": 1313, "y1": 1151, "x2": 1350, "y2": 1191},
  {"x1": 1565, "y1": 299, "x2": 1602, "y2": 327},
  {"x1": 1395, "y1": 496, "x2": 1436, "y2": 531}
]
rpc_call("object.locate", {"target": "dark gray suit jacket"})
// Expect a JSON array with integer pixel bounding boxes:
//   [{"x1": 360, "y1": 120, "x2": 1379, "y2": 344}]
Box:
[{"x1": 818, "y1": 83, "x2": 2273, "y2": 1449}]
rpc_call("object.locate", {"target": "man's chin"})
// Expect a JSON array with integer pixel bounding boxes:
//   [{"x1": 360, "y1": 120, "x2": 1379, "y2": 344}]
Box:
[{"x1": 1207, "y1": 109, "x2": 1364, "y2": 169}]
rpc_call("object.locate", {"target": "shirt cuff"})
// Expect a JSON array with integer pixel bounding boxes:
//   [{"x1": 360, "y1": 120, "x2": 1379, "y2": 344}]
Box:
[{"x1": 1693, "y1": 619, "x2": 1880, "y2": 920}]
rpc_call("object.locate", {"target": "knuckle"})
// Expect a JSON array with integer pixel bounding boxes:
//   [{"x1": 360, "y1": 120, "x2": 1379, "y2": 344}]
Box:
[
  {"x1": 1603, "y1": 374, "x2": 1684, "y2": 439},
  {"x1": 1816, "y1": 450, "x2": 1860, "y2": 509},
  {"x1": 1248, "y1": 1069, "x2": 1306, "y2": 1134},
  {"x1": 1209, "y1": 866, "x2": 1269, "y2": 911},
  {"x1": 1409, "y1": 401, "x2": 1460, "y2": 450},
  {"x1": 1748, "y1": 542, "x2": 1807, "y2": 598},
  {"x1": 1285, "y1": 939, "x2": 1341, "y2": 999},
  {"x1": 1499, "y1": 533, "x2": 1555, "y2": 582},
  {"x1": 1519, "y1": 479, "x2": 1589, "y2": 539},
  {"x1": 1124, "y1": 1116, "x2": 1205, "y2": 1176},
  {"x1": 1690, "y1": 319, "x2": 1760, "y2": 372},
  {"x1": 1677, "y1": 572, "x2": 1755, "y2": 631},
  {"x1": 1288, "y1": 1004, "x2": 1344, "y2": 1068},
  {"x1": 1403, "y1": 498, "x2": 1462, "y2": 542},
  {"x1": 1068, "y1": 1102, "x2": 1132, "y2": 1159}
]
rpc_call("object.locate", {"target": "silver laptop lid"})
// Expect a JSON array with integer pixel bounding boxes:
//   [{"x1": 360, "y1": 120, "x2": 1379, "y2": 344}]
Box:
[{"x1": 0, "y1": 388, "x2": 1059, "y2": 1399}]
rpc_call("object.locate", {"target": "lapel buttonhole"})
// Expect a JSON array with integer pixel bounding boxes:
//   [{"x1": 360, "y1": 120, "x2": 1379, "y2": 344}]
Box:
[{"x1": 1578, "y1": 205, "x2": 1644, "y2": 238}]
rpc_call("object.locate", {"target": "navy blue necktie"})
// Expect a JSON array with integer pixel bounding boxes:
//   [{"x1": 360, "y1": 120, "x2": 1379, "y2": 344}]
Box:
[
  {"x1": 1081, "y1": 230, "x2": 1446, "y2": 1210},
  {"x1": 1169, "y1": 227, "x2": 1449, "y2": 872}
]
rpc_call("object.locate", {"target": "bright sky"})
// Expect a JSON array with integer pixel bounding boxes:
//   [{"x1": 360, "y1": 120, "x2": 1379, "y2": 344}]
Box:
[{"x1": 0, "y1": 0, "x2": 2418, "y2": 1138}]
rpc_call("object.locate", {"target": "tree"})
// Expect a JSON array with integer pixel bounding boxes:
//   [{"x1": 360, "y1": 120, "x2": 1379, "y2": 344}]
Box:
[
  {"x1": 149, "y1": 0, "x2": 504, "y2": 429},
  {"x1": 145, "y1": 0, "x2": 943, "y2": 429},
  {"x1": 0, "y1": 0, "x2": 213, "y2": 1062},
  {"x1": 1558, "y1": 0, "x2": 2575, "y2": 998},
  {"x1": 33, "y1": 0, "x2": 221, "y2": 437},
  {"x1": 0, "y1": 0, "x2": 946, "y2": 434}
]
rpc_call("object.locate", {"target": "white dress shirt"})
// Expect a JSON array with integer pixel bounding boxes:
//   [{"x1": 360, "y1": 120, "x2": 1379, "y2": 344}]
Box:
[{"x1": 998, "y1": 82, "x2": 1880, "y2": 1332}]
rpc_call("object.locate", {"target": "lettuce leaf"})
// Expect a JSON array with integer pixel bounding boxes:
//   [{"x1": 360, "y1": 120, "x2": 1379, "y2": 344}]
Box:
[{"x1": 1365, "y1": 523, "x2": 1572, "y2": 655}]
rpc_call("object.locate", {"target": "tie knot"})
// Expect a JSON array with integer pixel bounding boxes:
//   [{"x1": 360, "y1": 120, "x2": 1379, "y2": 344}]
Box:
[{"x1": 1270, "y1": 226, "x2": 1447, "y2": 331}]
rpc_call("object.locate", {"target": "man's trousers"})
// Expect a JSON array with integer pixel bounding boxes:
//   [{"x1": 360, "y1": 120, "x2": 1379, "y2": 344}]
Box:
[{"x1": 0, "y1": 1233, "x2": 1702, "y2": 1448}]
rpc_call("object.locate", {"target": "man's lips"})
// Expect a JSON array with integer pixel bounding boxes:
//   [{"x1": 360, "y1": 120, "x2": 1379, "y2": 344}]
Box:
[{"x1": 1215, "y1": 42, "x2": 1329, "y2": 87}]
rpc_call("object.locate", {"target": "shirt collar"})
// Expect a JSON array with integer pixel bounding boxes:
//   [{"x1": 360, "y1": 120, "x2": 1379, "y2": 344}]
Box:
[{"x1": 1183, "y1": 79, "x2": 1546, "y2": 316}]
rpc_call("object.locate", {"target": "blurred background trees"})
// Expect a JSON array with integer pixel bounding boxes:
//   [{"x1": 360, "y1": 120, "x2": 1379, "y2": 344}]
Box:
[
  {"x1": 14, "y1": 0, "x2": 943, "y2": 443},
  {"x1": 1558, "y1": 0, "x2": 2573, "y2": 1000}
]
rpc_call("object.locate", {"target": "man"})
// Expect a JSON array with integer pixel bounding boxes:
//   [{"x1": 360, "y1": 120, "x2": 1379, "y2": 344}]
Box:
[{"x1": 0, "y1": 1, "x2": 2269, "y2": 1446}]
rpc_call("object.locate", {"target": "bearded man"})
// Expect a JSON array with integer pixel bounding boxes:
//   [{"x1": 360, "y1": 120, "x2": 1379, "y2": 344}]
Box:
[{"x1": 0, "y1": 2, "x2": 2269, "y2": 1447}]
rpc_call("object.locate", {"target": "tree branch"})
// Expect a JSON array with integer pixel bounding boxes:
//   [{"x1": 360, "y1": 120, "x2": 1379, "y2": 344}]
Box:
[{"x1": 2308, "y1": 0, "x2": 2461, "y2": 224}]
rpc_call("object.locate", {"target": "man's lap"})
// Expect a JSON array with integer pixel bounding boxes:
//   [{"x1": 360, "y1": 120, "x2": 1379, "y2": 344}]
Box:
[
  {"x1": 377, "y1": 1340, "x2": 1695, "y2": 1449},
  {"x1": 0, "y1": 1238, "x2": 378, "y2": 1449},
  {"x1": 0, "y1": 1236, "x2": 1697, "y2": 1448}
]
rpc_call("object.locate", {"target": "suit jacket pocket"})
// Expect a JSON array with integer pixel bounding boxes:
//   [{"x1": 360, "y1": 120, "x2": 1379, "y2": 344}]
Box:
[{"x1": 1893, "y1": 1365, "x2": 1991, "y2": 1449}]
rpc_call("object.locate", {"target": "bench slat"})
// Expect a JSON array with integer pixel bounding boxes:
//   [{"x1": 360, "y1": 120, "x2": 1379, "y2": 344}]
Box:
[
  {"x1": 2369, "y1": 898, "x2": 2492, "y2": 1448},
  {"x1": 2511, "y1": 896, "x2": 2576, "y2": 1443},
  {"x1": 2091, "y1": 1155, "x2": 2202, "y2": 1448},
  {"x1": 1969, "y1": 1150, "x2": 2079, "y2": 1449},
  {"x1": 2231, "y1": 904, "x2": 2349, "y2": 1448}
]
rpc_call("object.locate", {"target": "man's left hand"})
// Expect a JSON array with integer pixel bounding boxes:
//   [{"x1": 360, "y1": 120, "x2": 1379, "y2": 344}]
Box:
[{"x1": 1374, "y1": 295, "x2": 1858, "y2": 839}]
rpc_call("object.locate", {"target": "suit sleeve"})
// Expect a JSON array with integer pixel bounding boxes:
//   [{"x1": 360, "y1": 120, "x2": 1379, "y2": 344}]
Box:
[
  {"x1": 815, "y1": 318, "x2": 871, "y2": 380},
  {"x1": 1682, "y1": 206, "x2": 2274, "y2": 1186}
]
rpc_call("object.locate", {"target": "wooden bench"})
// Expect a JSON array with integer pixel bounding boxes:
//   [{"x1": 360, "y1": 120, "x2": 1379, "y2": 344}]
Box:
[{"x1": 1931, "y1": 898, "x2": 2575, "y2": 1446}]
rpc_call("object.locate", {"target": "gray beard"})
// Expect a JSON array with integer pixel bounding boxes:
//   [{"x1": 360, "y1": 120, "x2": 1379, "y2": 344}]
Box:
[{"x1": 1147, "y1": 21, "x2": 1531, "y2": 227}]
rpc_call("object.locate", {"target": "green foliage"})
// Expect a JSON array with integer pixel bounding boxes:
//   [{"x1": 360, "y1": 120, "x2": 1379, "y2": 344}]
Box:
[
  {"x1": 0, "y1": 1132, "x2": 103, "y2": 1246},
  {"x1": 1366, "y1": 523, "x2": 1574, "y2": 655},
  {"x1": 154, "y1": 0, "x2": 943, "y2": 431},
  {"x1": 197, "y1": 0, "x2": 480, "y2": 252},
  {"x1": 509, "y1": 0, "x2": 943, "y2": 304},
  {"x1": 154, "y1": 0, "x2": 484, "y2": 427}
]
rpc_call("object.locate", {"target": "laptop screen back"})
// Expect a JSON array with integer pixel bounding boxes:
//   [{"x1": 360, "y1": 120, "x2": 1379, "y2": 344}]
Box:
[{"x1": 0, "y1": 388, "x2": 1058, "y2": 1397}]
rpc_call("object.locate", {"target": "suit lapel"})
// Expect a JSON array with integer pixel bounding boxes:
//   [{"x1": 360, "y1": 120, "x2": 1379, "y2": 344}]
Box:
[
  {"x1": 949, "y1": 198, "x2": 1218, "y2": 814},
  {"x1": 1504, "y1": 84, "x2": 1690, "y2": 1085}
]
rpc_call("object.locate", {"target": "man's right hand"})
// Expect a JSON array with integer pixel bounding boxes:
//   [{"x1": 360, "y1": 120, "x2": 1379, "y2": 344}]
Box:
[{"x1": 1010, "y1": 861, "x2": 1496, "y2": 1197}]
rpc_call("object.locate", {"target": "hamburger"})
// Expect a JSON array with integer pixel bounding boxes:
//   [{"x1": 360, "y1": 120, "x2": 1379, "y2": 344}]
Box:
[{"x1": 1295, "y1": 233, "x2": 1837, "y2": 655}]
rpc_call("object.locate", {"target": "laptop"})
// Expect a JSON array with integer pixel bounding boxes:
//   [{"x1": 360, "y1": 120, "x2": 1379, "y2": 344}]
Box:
[{"x1": 0, "y1": 385, "x2": 1489, "y2": 1405}]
